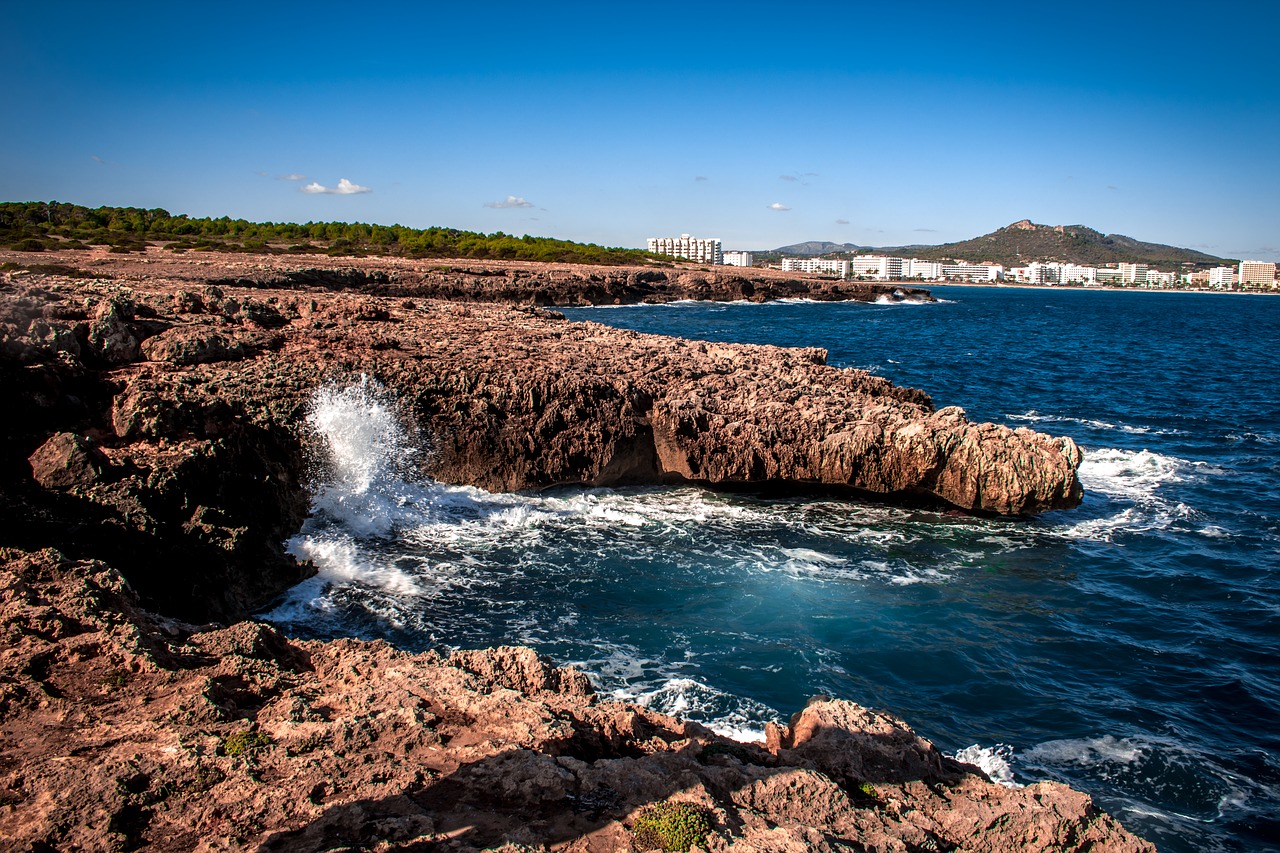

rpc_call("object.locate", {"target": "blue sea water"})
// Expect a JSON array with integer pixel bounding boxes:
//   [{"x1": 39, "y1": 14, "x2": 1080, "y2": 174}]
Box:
[{"x1": 264, "y1": 286, "x2": 1280, "y2": 852}]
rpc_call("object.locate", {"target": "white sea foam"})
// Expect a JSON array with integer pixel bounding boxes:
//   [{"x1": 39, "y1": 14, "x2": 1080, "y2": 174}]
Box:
[
  {"x1": 620, "y1": 676, "x2": 777, "y2": 742},
  {"x1": 1008, "y1": 410, "x2": 1177, "y2": 436},
  {"x1": 952, "y1": 744, "x2": 1022, "y2": 788},
  {"x1": 1076, "y1": 447, "x2": 1190, "y2": 503},
  {"x1": 1023, "y1": 734, "x2": 1146, "y2": 767},
  {"x1": 873, "y1": 294, "x2": 933, "y2": 306}
]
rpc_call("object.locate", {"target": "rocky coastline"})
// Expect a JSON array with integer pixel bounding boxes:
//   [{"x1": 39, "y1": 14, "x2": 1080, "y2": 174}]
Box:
[{"x1": 0, "y1": 249, "x2": 1149, "y2": 851}]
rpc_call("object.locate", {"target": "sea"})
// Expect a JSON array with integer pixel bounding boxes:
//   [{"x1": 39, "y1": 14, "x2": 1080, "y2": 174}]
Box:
[{"x1": 262, "y1": 286, "x2": 1280, "y2": 852}]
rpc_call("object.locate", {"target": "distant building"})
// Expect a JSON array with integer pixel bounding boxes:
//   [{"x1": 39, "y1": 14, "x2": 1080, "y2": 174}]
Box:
[
  {"x1": 647, "y1": 234, "x2": 723, "y2": 265},
  {"x1": 782, "y1": 257, "x2": 849, "y2": 277},
  {"x1": 907, "y1": 260, "x2": 942, "y2": 280},
  {"x1": 941, "y1": 262, "x2": 1002, "y2": 282},
  {"x1": 1118, "y1": 263, "x2": 1149, "y2": 285},
  {"x1": 848, "y1": 256, "x2": 906, "y2": 280},
  {"x1": 1145, "y1": 270, "x2": 1175, "y2": 288},
  {"x1": 1095, "y1": 268, "x2": 1124, "y2": 284},
  {"x1": 722, "y1": 250, "x2": 754, "y2": 267},
  {"x1": 1059, "y1": 264, "x2": 1097, "y2": 285},
  {"x1": 1208, "y1": 266, "x2": 1237, "y2": 288},
  {"x1": 1238, "y1": 260, "x2": 1277, "y2": 286}
]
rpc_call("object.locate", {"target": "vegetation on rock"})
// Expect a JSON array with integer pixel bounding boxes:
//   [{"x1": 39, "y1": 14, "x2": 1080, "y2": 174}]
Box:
[
  {"x1": 631, "y1": 801, "x2": 713, "y2": 852},
  {"x1": 0, "y1": 201, "x2": 655, "y2": 265},
  {"x1": 222, "y1": 730, "x2": 272, "y2": 757}
]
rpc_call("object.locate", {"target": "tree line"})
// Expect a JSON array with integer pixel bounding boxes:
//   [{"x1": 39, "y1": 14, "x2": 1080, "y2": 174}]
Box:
[{"x1": 0, "y1": 202, "x2": 655, "y2": 265}]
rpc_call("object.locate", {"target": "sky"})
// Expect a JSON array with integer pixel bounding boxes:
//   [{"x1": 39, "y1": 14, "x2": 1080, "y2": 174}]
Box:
[{"x1": 3, "y1": 1, "x2": 1278, "y2": 260}]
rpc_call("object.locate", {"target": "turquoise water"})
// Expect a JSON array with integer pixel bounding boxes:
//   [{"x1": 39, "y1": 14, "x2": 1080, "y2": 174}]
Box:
[{"x1": 264, "y1": 287, "x2": 1280, "y2": 852}]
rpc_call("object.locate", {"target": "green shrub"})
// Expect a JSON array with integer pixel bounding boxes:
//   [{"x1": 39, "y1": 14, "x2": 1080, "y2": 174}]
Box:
[
  {"x1": 222, "y1": 730, "x2": 272, "y2": 757},
  {"x1": 631, "y1": 801, "x2": 712, "y2": 852}
]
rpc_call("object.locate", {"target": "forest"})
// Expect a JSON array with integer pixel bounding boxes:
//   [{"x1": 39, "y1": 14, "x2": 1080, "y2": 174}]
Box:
[{"x1": 0, "y1": 202, "x2": 655, "y2": 265}]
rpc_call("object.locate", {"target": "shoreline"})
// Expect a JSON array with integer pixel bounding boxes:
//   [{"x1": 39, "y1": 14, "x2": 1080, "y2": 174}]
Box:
[
  {"x1": 0, "y1": 254, "x2": 1153, "y2": 851},
  {"x1": 920, "y1": 279, "x2": 1278, "y2": 295}
]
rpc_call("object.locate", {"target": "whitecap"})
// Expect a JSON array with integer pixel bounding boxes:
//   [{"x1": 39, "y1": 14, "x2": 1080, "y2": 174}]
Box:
[
  {"x1": 1077, "y1": 447, "x2": 1191, "y2": 503},
  {"x1": 1008, "y1": 410, "x2": 1176, "y2": 436},
  {"x1": 952, "y1": 744, "x2": 1022, "y2": 788},
  {"x1": 618, "y1": 676, "x2": 779, "y2": 742},
  {"x1": 1023, "y1": 734, "x2": 1145, "y2": 767}
]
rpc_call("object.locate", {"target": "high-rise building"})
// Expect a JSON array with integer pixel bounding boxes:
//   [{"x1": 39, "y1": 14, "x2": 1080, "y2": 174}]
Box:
[
  {"x1": 1238, "y1": 260, "x2": 1277, "y2": 286},
  {"x1": 646, "y1": 234, "x2": 723, "y2": 265},
  {"x1": 1208, "y1": 266, "x2": 1237, "y2": 288},
  {"x1": 1119, "y1": 263, "x2": 1150, "y2": 285},
  {"x1": 722, "y1": 251, "x2": 754, "y2": 267}
]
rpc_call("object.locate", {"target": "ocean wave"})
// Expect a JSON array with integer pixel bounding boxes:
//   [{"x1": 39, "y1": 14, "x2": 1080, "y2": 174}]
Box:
[
  {"x1": 1017, "y1": 734, "x2": 1277, "y2": 837},
  {"x1": 952, "y1": 743, "x2": 1022, "y2": 787},
  {"x1": 1076, "y1": 447, "x2": 1196, "y2": 503},
  {"x1": 1008, "y1": 410, "x2": 1179, "y2": 436},
  {"x1": 873, "y1": 294, "x2": 933, "y2": 306},
  {"x1": 616, "y1": 676, "x2": 780, "y2": 742}
]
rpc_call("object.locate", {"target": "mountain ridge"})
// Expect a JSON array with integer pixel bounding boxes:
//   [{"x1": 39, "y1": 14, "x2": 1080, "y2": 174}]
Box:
[{"x1": 774, "y1": 220, "x2": 1230, "y2": 267}]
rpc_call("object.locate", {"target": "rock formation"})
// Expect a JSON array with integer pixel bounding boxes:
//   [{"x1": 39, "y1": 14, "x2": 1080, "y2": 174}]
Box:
[
  {"x1": 1, "y1": 252, "x2": 1082, "y2": 621},
  {"x1": 0, "y1": 249, "x2": 1137, "y2": 851},
  {"x1": 0, "y1": 549, "x2": 1153, "y2": 852}
]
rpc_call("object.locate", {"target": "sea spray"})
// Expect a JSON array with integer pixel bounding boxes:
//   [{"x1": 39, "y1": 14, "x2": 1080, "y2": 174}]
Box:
[{"x1": 304, "y1": 375, "x2": 428, "y2": 538}]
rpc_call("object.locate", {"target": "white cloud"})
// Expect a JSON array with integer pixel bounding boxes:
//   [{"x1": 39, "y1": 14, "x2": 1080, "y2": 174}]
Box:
[
  {"x1": 485, "y1": 195, "x2": 536, "y2": 209},
  {"x1": 695, "y1": 175, "x2": 709, "y2": 182},
  {"x1": 279, "y1": 173, "x2": 307, "y2": 181},
  {"x1": 779, "y1": 174, "x2": 798, "y2": 182},
  {"x1": 301, "y1": 178, "x2": 372, "y2": 195},
  {"x1": 836, "y1": 218, "x2": 850, "y2": 225},
  {"x1": 334, "y1": 178, "x2": 371, "y2": 194},
  {"x1": 90, "y1": 155, "x2": 106, "y2": 164},
  {"x1": 767, "y1": 202, "x2": 791, "y2": 212}
]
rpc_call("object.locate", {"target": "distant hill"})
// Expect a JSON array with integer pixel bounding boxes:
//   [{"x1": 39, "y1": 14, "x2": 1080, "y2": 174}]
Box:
[
  {"x1": 777, "y1": 221, "x2": 1229, "y2": 268},
  {"x1": 773, "y1": 240, "x2": 868, "y2": 255}
]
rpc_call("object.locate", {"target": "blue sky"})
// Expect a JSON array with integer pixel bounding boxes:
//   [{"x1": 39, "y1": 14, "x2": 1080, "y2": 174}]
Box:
[{"x1": 4, "y1": 1, "x2": 1277, "y2": 260}]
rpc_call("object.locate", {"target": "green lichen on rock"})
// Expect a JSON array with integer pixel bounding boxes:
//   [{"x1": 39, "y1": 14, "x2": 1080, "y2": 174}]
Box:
[
  {"x1": 222, "y1": 730, "x2": 272, "y2": 757},
  {"x1": 631, "y1": 801, "x2": 713, "y2": 852}
]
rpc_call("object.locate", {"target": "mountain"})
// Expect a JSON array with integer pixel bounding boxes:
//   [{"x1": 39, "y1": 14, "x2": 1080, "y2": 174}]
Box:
[
  {"x1": 776, "y1": 221, "x2": 1229, "y2": 267},
  {"x1": 772, "y1": 240, "x2": 868, "y2": 255}
]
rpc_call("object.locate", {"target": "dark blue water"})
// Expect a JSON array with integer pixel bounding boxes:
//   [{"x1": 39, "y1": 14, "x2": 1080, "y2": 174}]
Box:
[{"x1": 265, "y1": 287, "x2": 1280, "y2": 852}]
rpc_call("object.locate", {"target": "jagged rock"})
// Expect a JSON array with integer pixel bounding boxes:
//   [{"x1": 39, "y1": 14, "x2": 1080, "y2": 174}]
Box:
[
  {"x1": 87, "y1": 297, "x2": 140, "y2": 364},
  {"x1": 448, "y1": 646, "x2": 595, "y2": 698},
  {"x1": 28, "y1": 431, "x2": 107, "y2": 488},
  {"x1": 0, "y1": 550, "x2": 1155, "y2": 852},
  {"x1": 0, "y1": 249, "x2": 1140, "y2": 850},
  {"x1": 140, "y1": 326, "x2": 251, "y2": 364},
  {"x1": 767, "y1": 698, "x2": 962, "y2": 785}
]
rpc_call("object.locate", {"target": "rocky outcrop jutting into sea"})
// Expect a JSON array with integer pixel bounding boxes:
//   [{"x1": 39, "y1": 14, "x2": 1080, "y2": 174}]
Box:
[{"x1": 0, "y1": 250, "x2": 1134, "y2": 851}]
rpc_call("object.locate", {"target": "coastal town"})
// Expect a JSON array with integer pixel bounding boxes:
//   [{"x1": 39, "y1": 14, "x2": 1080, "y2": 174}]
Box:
[{"x1": 647, "y1": 234, "x2": 1279, "y2": 292}]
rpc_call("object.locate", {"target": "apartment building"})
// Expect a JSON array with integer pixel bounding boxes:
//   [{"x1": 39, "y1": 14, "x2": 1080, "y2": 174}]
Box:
[
  {"x1": 781, "y1": 257, "x2": 849, "y2": 276},
  {"x1": 722, "y1": 251, "x2": 754, "y2": 268},
  {"x1": 942, "y1": 263, "x2": 1003, "y2": 282},
  {"x1": 1238, "y1": 260, "x2": 1277, "y2": 286},
  {"x1": 1208, "y1": 266, "x2": 1237, "y2": 288},
  {"x1": 646, "y1": 234, "x2": 723, "y2": 265}
]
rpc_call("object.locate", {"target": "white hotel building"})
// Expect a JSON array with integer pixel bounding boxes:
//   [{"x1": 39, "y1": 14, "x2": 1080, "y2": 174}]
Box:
[
  {"x1": 647, "y1": 234, "x2": 723, "y2": 265},
  {"x1": 722, "y1": 250, "x2": 754, "y2": 267},
  {"x1": 781, "y1": 257, "x2": 849, "y2": 277},
  {"x1": 1238, "y1": 260, "x2": 1277, "y2": 286}
]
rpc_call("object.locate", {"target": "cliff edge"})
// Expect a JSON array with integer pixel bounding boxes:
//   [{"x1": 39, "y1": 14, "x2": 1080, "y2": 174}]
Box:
[{"x1": 0, "y1": 252, "x2": 1136, "y2": 851}]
